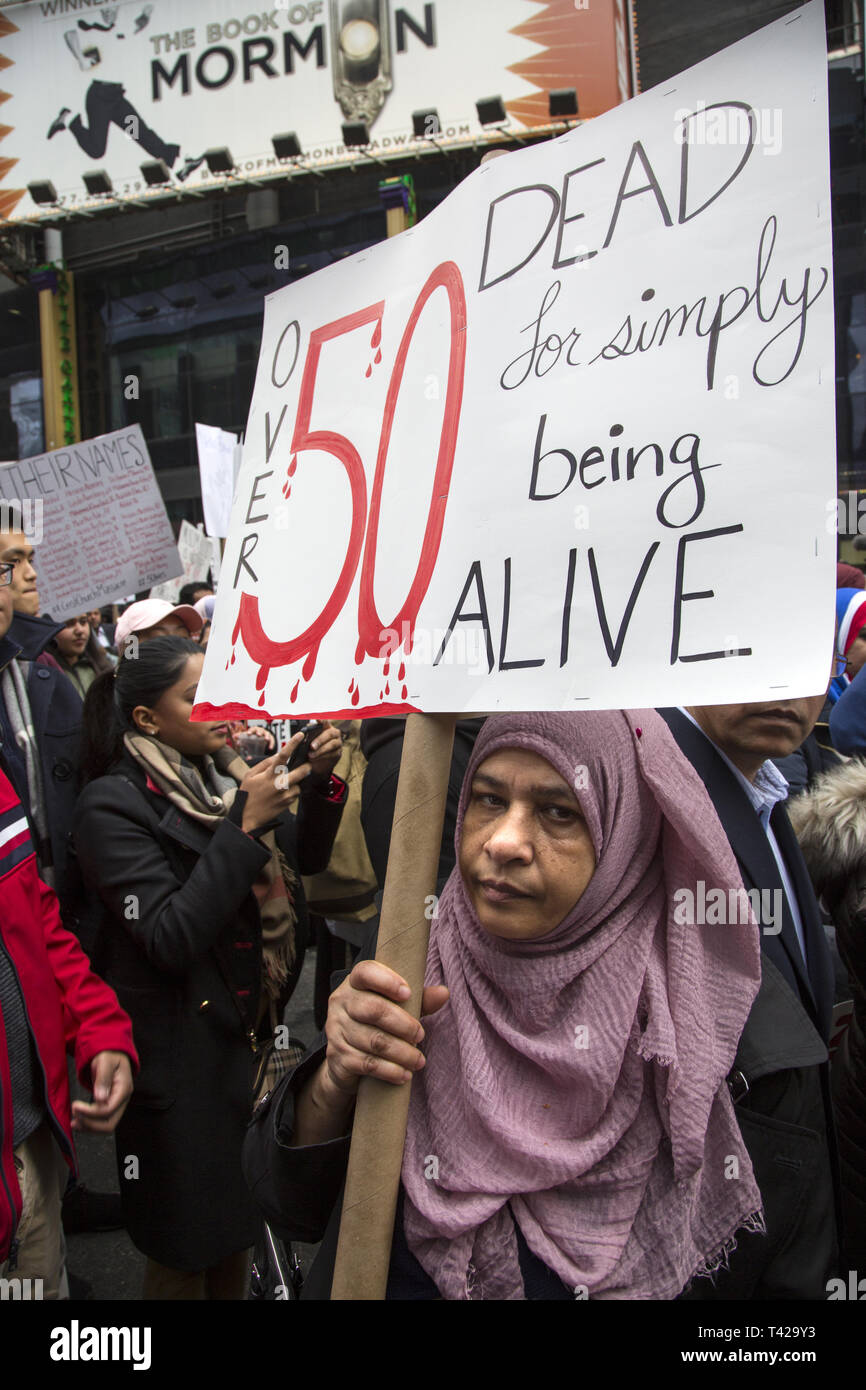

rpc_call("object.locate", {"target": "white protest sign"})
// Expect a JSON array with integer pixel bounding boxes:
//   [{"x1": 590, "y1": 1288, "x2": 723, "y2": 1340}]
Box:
[
  {"x1": 209, "y1": 535, "x2": 222, "y2": 590},
  {"x1": 150, "y1": 520, "x2": 213, "y2": 603},
  {"x1": 195, "y1": 423, "x2": 239, "y2": 539},
  {"x1": 0, "y1": 425, "x2": 182, "y2": 619},
  {"x1": 195, "y1": 3, "x2": 835, "y2": 724}
]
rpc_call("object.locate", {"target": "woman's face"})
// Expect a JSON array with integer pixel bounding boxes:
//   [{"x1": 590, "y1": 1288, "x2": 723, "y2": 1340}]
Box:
[
  {"x1": 55, "y1": 615, "x2": 90, "y2": 662},
  {"x1": 459, "y1": 748, "x2": 597, "y2": 941},
  {"x1": 132, "y1": 653, "x2": 229, "y2": 758}
]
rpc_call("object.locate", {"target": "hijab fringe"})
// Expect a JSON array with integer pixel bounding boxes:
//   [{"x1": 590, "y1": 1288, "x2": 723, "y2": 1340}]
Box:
[{"x1": 688, "y1": 1209, "x2": 767, "y2": 1286}]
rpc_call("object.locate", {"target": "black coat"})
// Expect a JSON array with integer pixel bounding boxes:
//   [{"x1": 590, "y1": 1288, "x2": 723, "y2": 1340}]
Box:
[
  {"x1": 786, "y1": 759, "x2": 866, "y2": 1269},
  {"x1": 660, "y1": 708, "x2": 840, "y2": 1299},
  {"x1": 72, "y1": 754, "x2": 344, "y2": 1270},
  {"x1": 1, "y1": 615, "x2": 83, "y2": 911}
]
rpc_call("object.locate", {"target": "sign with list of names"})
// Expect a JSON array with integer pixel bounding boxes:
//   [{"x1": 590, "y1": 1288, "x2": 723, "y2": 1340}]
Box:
[{"x1": 0, "y1": 426, "x2": 182, "y2": 619}]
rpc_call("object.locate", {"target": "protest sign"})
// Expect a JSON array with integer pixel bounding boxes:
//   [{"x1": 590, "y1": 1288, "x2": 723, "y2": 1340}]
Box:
[
  {"x1": 0, "y1": 425, "x2": 182, "y2": 618},
  {"x1": 150, "y1": 520, "x2": 214, "y2": 603},
  {"x1": 196, "y1": 423, "x2": 240, "y2": 539},
  {"x1": 195, "y1": 1, "x2": 835, "y2": 724}
]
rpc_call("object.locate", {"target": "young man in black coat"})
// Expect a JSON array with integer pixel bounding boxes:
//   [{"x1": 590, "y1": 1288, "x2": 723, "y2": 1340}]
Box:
[{"x1": 659, "y1": 699, "x2": 840, "y2": 1300}]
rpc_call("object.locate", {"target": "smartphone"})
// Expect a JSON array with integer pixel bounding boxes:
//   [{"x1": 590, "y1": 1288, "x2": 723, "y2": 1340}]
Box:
[{"x1": 287, "y1": 721, "x2": 324, "y2": 772}]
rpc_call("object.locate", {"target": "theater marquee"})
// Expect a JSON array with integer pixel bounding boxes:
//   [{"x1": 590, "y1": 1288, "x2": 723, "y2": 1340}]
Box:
[{"x1": 0, "y1": 0, "x2": 634, "y2": 220}]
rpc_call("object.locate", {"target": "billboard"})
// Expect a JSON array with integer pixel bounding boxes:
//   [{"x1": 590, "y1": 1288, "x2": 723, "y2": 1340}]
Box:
[{"x1": 0, "y1": 0, "x2": 633, "y2": 220}]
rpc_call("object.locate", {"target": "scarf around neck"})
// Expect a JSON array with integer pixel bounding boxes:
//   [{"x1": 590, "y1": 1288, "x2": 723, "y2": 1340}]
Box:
[
  {"x1": 123, "y1": 731, "x2": 297, "y2": 1003},
  {"x1": 400, "y1": 710, "x2": 763, "y2": 1300}
]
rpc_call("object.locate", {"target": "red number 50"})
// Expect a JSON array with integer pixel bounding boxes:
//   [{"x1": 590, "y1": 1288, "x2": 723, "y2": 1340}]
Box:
[{"x1": 237, "y1": 260, "x2": 467, "y2": 678}]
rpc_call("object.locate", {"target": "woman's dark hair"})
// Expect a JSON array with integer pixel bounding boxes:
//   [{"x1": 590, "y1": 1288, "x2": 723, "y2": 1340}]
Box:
[{"x1": 80, "y1": 635, "x2": 202, "y2": 784}]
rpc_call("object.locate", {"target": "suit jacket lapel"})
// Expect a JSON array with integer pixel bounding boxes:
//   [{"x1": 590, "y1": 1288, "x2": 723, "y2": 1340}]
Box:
[{"x1": 658, "y1": 708, "x2": 822, "y2": 1029}]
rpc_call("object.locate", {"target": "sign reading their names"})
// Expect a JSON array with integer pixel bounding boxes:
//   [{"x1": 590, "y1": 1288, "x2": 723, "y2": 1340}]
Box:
[
  {"x1": 195, "y1": 2, "x2": 835, "y2": 724},
  {"x1": 0, "y1": 426, "x2": 182, "y2": 619}
]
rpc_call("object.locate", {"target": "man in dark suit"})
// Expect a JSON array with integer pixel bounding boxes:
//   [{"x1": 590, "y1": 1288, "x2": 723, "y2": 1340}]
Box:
[{"x1": 660, "y1": 699, "x2": 839, "y2": 1299}]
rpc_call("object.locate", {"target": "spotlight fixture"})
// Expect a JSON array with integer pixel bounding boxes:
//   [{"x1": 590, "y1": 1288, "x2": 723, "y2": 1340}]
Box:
[
  {"x1": 27, "y1": 180, "x2": 58, "y2": 205},
  {"x1": 549, "y1": 88, "x2": 578, "y2": 119},
  {"x1": 342, "y1": 121, "x2": 370, "y2": 148},
  {"x1": 412, "y1": 108, "x2": 440, "y2": 139},
  {"x1": 82, "y1": 168, "x2": 113, "y2": 195},
  {"x1": 140, "y1": 160, "x2": 172, "y2": 186},
  {"x1": 475, "y1": 95, "x2": 506, "y2": 127},
  {"x1": 204, "y1": 147, "x2": 235, "y2": 174},
  {"x1": 272, "y1": 132, "x2": 302, "y2": 160}
]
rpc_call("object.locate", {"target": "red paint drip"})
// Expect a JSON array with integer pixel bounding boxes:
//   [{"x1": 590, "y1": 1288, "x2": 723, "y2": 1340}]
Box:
[
  {"x1": 255, "y1": 666, "x2": 269, "y2": 691},
  {"x1": 383, "y1": 659, "x2": 390, "y2": 677},
  {"x1": 348, "y1": 678, "x2": 355, "y2": 694},
  {"x1": 374, "y1": 348, "x2": 381, "y2": 365},
  {"x1": 401, "y1": 684, "x2": 407, "y2": 700},
  {"x1": 385, "y1": 682, "x2": 390, "y2": 697},
  {"x1": 288, "y1": 454, "x2": 297, "y2": 477},
  {"x1": 258, "y1": 692, "x2": 265, "y2": 707},
  {"x1": 379, "y1": 690, "x2": 383, "y2": 701},
  {"x1": 230, "y1": 650, "x2": 236, "y2": 665},
  {"x1": 286, "y1": 487, "x2": 291, "y2": 499},
  {"x1": 232, "y1": 614, "x2": 241, "y2": 645},
  {"x1": 351, "y1": 687, "x2": 360, "y2": 707},
  {"x1": 397, "y1": 661, "x2": 405, "y2": 681},
  {"x1": 290, "y1": 680, "x2": 299, "y2": 703},
  {"x1": 354, "y1": 640, "x2": 365, "y2": 665},
  {"x1": 365, "y1": 364, "x2": 372, "y2": 378},
  {"x1": 302, "y1": 645, "x2": 319, "y2": 682},
  {"x1": 371, "y1": 321, "x2": 381, "y2": 349},
  {"x1": 224, "y1": 660, "x2": 229, "y2": 671}
]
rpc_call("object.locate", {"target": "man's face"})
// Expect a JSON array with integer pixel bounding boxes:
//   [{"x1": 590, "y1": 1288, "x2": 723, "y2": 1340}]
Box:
[
  {"x1": 0, "y1": 531, "x2": 39, "y2": 615},
  {"x1": 0, "y1": 570, "x2": 13, "y2": 641},
  {"x1": 687, "y1": 696, "x2": 827, "y2": 775},
  {"x1": 845, "y1": 628, "x2": 866, "y2": 681},
  {"x1": 86, "y1": 610, "x2": 102, "y2": 629},
  {"x1": 141, "y1": 617, "x2": 189, "y2": 643}
]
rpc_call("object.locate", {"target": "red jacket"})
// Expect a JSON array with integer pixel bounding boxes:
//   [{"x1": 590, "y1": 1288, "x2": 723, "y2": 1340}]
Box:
[{"x1": 0, "y1": 768, "x2": 138, "y2": 1265}]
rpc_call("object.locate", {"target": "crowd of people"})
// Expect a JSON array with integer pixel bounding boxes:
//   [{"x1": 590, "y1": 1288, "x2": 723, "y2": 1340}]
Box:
[{"x1": 0, "y1": 504, "x2": 864, "y2": 1302}]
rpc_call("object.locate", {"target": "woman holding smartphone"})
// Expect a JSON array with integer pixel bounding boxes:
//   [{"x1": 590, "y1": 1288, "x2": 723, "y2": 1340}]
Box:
[{"x1": 72, "y1": 636, "x2": 344, "y2": 1299}]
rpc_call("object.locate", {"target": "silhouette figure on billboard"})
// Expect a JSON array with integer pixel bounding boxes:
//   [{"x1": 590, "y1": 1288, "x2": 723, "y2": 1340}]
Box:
[{"x1": 47, "y1": 5, "x2": 204, "y2": 182}]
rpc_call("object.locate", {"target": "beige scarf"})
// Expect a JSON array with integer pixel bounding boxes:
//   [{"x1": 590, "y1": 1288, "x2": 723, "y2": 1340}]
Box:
[{"x1": 123, "y1": 732, "x2": 298, "y2": 1019}]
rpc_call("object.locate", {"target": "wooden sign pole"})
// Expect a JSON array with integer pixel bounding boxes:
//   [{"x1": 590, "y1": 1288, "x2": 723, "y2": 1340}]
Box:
[
  {"x1": 331, "y1": 172, "x2": 446, "y2": 1300},
  {"x1": 330, "y1": 711, "x2": 456, "y2": 1300}
]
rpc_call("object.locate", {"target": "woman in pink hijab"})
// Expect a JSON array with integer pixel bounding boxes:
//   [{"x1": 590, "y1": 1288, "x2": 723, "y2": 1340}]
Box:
[{"x1": 252, "y1": 710, "x2": 764, "y2": 1300}]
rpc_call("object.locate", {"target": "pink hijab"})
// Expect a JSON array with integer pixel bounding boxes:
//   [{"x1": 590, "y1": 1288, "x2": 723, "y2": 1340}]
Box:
[{"x1": 400, "y1": 711, "x2": 763, "y2": 1300}]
